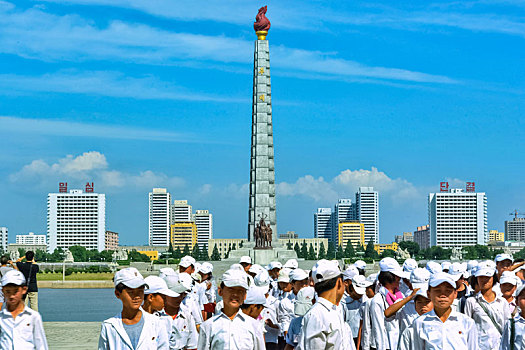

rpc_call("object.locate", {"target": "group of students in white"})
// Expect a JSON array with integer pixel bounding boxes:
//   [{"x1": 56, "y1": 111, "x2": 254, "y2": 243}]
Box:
[{"x1": 2, "y1": 252, "x2": 525, "y2": 349}]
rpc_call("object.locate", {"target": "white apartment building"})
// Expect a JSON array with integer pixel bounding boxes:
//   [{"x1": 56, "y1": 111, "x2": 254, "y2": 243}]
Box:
[
  {"x1": 193, "y1": 210, "x2": 213, "y2": 250},
  {"x1": 429, "y1": 188, "x2": 487, "y2": 249},
  {"x1": 149, "y1": 188, "x2": 171, "y2": 246},
  {"x1": 48, "y1": 189, "x2": 106, "y2": 252},
  {"x1": 356, "y1": 187, "x2": 379, "y2": 244},
  {"x1": 16, "y1": 232, "x2": 46, "y2": 245},
  {"x1": 171, "y1": 200, "x2": 192, "y2": 224},
  {"x1": 314, "y1": 208, "x2": 333, "y2": 242},
  {"x1": 505, "y1": 217, "x2": 525, "y2": 241},
  {"x1": 334, "y1": 199, "x2": 356, "y2": 242},
  {"x1": 0, "y1": 227, "x2": 7, "y2": 253}
]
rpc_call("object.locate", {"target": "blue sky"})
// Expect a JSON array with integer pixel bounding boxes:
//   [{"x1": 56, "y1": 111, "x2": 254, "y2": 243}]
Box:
[{"x1": 0, "y1": 0, "x2": 523, "y2": 245}]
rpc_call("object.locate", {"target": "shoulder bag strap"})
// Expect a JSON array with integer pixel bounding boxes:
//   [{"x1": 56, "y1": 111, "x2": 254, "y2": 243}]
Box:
[
  {"x1": 476, "y1": 298, "x2": 503, "y2": 335},
  {"x1": 26, "y1": 262, "x2": 33, "y2": 287}
]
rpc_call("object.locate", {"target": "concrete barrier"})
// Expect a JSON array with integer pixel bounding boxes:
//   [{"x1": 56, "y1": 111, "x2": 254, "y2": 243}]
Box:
[{"x1": 38, "y1": 280, "x2": 114, "y2": 289}]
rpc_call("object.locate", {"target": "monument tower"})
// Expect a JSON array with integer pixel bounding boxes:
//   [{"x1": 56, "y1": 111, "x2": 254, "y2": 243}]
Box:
[{"x1": 248, "y1": 6, "x2": 277, "y2": 243}]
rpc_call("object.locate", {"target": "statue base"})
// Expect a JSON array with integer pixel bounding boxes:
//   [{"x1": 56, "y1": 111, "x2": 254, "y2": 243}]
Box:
[{"x1": 254, "y1": 246, "x2": 273, "y2": 250}]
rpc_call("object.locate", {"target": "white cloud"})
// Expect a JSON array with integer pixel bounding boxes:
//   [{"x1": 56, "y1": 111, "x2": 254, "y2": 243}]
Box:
[
  {"x1": 9, "y1": 151, "x2": 185, "y2": 190},
  {"x1": 277, "y1": 167, "x2": 421, "y2": 204}
]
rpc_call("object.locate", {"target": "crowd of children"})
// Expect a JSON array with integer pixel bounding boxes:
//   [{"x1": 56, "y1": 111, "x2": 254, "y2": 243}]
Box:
[{"x1": 93, "y1": 252, "x2": 525, "y2": 349}]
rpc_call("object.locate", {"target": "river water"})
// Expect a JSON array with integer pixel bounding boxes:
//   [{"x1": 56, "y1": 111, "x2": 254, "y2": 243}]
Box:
[{"x1": 39, "y1": 288, "x2": 121, "y2": 322}]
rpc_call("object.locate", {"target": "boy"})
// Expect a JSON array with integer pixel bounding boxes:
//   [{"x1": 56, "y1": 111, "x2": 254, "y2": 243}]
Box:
[
  {"x1": 499, "y1": 283, "x2": 525, "y2": 349},
  {"x1": 99, "y1": 267, "x2": 168, "y2": 349},
  {"x1": 397, "y1": 287, "x2": 434, "y2": 350},
  {"x1": 341, "y1": 267, "x2": 370, "y2": 346},
  {"x1": 284, "y1": 286, "x2": 314, "y2": 350},
  {"x1": 296, "y1": 259, "x2": 355, "y2": 350},
  {"x1": 0, "y1": 269, "x2": 48, "y2": 349},
  {"x1": 198, "y1": 268, "x2": 264, "y2": 350},
  {"x1": 359, "y1": 273, "x2": 377, "y2": 350},
  {"x1": 277, "y1": 268, "x2": 308, "y2": 342},
  {"x1": 411, "y1": 272, "x2": 478, "y2": 349},
  {"x1": 499, "y1": 271, "x2": 519, "y2": 314}
]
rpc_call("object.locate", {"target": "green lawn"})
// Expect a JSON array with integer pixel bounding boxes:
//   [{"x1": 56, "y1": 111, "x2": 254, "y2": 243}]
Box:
[{"x1": 37, "y1": 272, "x2": 114, "y2": 281}]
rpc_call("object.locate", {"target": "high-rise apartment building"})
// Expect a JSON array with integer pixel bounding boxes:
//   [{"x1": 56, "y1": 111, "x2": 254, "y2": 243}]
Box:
[
  {"x1": 193, "y1": 210, "x2": 213, "y2": 250},
  {"x1": 148, "y1": 188, "x2": 171, "y2": 246},
  {"x1": 356, "y1": 187, "x2": 379, "y2": 244},
  {"x1": 429, "y1": 188, "x2": 487, "y2": 249},
  {"x1": 414, "y1": 225, "x2": 430, "y2": 249},
  {"x1": 170, "y1": 223, "x2": 197, "y2": 251},
  {"x1": 337, "y1": 222, "x2": 365, "y2": 250},
  {"x1": 314, "y1": 208, "x2": 333, "y2": 242},
  {"x1": 105, "y1": 230, "x2": 119, "y2": 250},
  {"x1": 48, "y1": 189, "x2": 106, "y2": 252},
  {"x1": 171, "y1": 200, "x2": 192, "y2": 224},
  {"x1": 505, "y1": 218, "x2": 525, "y2": 242},
  {"x1": 333, "y1": 199, "x2": 356, "y2": 242},
  {"x1": 0, "y1": 227, "x2": 7, "y2": 253},
  {"x1": 16, "y1": 232, "x2": 46, "y2": 245}
]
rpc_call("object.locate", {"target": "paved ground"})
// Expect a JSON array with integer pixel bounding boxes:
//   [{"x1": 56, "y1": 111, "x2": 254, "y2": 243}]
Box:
[{"x1": 44, "y1": 322, "x2": 100, "y2": 349}]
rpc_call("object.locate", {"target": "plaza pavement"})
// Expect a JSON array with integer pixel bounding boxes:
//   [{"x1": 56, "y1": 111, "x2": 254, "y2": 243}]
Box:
[{"x1": 44, "y1": 322, "x2": 100, "y2": 349}]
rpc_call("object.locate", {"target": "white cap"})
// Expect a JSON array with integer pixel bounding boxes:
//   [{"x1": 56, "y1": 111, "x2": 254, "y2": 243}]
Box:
[
  {"x1": 268, "y1": 261, "x2": 282, "y2": 270},
  {"x1": 441, "y1": 261, "x2": 451, "y2": 271},
  {"x1": 312, "y1": 259, "x2": 341, "y2": 284},
  {"x1": 429, "y1": 272, "x2": 456, "y2": 289},
  {"x1": 343, "y1": 266, "x2": 359, "y2": 281},
  {"x1": 379, "y1": 258, "x2": 409, "y2": 279},
  {"x1": 191, "y1": 272, "x2": 202, "y2": 282},
  {"x1": 403, "y1": 259, "x2": 418, "y2": 273},
  {"x1": 114, "y1": 267, "x2": 147, "y2": 289},
  {"x1": 244, "y1": 287, "x2": 267, "y2": 306},
  {"x1": 222, "y1": 269, "x2": 249, "y2": 289},
  {"x1": 249, "y1": 264, "x2": 265, "y2": 275},
  {"x1": 284, "y1": 259, "x2": 298, "y2": 269},
  {"x1": 277, "y1": 268, "x2": 292, "y2": 283},
  {"x1": 199, "y1": 262, "x2": 213, "y2": 275},
  {"x1": 254, "y1": 269, "x2": 272, "y2": 287},
  {"x1": 239, "y1": 256, "x2": 252, "y2": 264},
  {"x1": 414, "y1": 286, "x2": 430, "y2": 299},
  {"x1": 163, "y1": 274, "x2": 191, "y2": 294},
  {"x1": 144, "y1": 276, "x2": 179, "y2": 297},
  {"x1": 467, "y1": 260, "x2": 479, "y2": 272},
  {"x1": 159, "y1": 267, "x2": 177, "y2": 279},
  {"x1": 290, "y1": 268, "x2": 309, "y2": 282},
  {"x1": 367, "y1": 273, "x2": 378, "y2": 284},
  {"x1": 229, "y1": 263, "x2": 245, "y2": 271},
  {"x1": 354, "y1": 260, "x2": 367, "y2": 270},
  {"x1": 500, "y1": 271, "x2": 519, "y2": 286},
  {"x1": 426, "y1": 261, "x2": 442, "y2": 275},
  {"x1": 448, "y1": 262, "x2": 468, "y2": 281},
  {"x1": 179, "y1": 256, "x2": 196, "y2": 268},
  {"x1": 410, "y1": 268, "x2": 431, "y2": 290},
  {"x1": 475, "y1": 261, "x2": 496, "y2": 277},
  {"x1": 495, "y1": 254, "x2": 513, "y2": 263},
  {"x1": 352, "y1": 275, "x2": 372, "y2": 295},
  {"x1": 516, "y1": 283, "x2": 525, "y2": 298},
  {"x1": 294, "y1": 286, "x2": 315, "y2": 316},
  {"x1": 1, "y1": 270, "x2": 26, "y2": 286}
]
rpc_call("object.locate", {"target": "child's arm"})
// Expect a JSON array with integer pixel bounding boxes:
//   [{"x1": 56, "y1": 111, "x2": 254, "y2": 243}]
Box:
[
  {"x1": 356, "y1": 320, "x2": 363, "y2": 350},
  {"x1": 383, "y1": 289, "x2": 419, "y2": 318}
]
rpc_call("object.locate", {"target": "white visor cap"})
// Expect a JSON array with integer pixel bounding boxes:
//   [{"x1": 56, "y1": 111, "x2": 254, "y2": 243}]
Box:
[
  {"x1": 312, "y1": 259, "x2": 341, "y2": 284},
  {"x1": 222, "y1": 269, "x2": 249, "y2": 290},
  {"x1": 351, "y1": 275, "x2": 372, "y2": 295},
  {"x1": 410, "y1": 268, "x2": 431, "y2": 290},
  {"x1": 294, "y1": 286, "x2": 315, "y2": 316},
  {"x1": 277, "y1": 268, "x2": 292, "y2": 283},
  {"x1": 114, "y1": 267, "x2": 147, "y2": 289},
  {"x1": 343, "y1": 266, "x2": 359, "y2": 281},
  {"x1": 403, "y1": 259, "x2": 418, "y2": 273},
  {"x1": 1, "y1": 270, "x2": 26, "y2": 287},
  {"x1": 429, "y1": 272, "x2": 456, "y2": 289},
  {"x1": 244, "y1": 286, "x2": 267, "y2": 306},
  {"x1": 144, "y1": 276, "x2": 179, "y2": 297},
  {"x1": 283, "y1": 259, "x2": 299, "y2": 269},
  {"x1": 239, "y1": 256, "x2": 252, "y2": 264},
  {"x1": 379, "y1": 257, "x2": 409, "y2": 279},
  {"x1": 500, "y1": 271, "x2": 519, "y2": 286},
  {"x1": 426, "y1": 261, "x2": 443, "y2": 275},
  {"x1": 179, "y1": 256, "x2": 196, "y2": 268},
  {"x1": 290, "y1": 268, "x2": 309, "y2": 282}
]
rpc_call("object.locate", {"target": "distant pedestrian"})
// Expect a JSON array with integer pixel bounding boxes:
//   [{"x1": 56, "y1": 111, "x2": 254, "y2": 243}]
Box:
[
  {"x1": 0, "y1": 255, "x2": 17, "y2": 277},
  {"x1": 16, "y1": 250, "x2": 39, "y2": 311}
]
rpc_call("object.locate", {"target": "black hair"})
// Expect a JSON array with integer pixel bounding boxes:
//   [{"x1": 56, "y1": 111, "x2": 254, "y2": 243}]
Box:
[
  {"x1": 314, "y1": 275, "x2": 342, "y2": 295},
  {"x1": 514, "y1": 258, "x2": 524, "y2": 264},
  {"x1": 25, "y1": 251, "x2": 34, "y2": 261},
  {"x1": 378, "y1": 271, "x2": 397, "y2": 286},
  {"x1": 0, "y1": 256, "x2": 8, "y2": 265},
  {"x1": 220, "y1": 282, "x2": 225, "y2": 289},
  {"x1": 469, "y1": 275, "x2": 478, "y2": 290},
  {"x1": 493, "y1": 272, "x2": 499, "y2": 284},
  {"x1": 357, "y1": 268, "x2": 365, "y2": 276},
  {"x1": 115, "y1": 283, "x2": 127, "y2": 293}
]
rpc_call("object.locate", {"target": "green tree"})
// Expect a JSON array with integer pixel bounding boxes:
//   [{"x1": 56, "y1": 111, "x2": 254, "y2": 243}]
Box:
[
  {"x1": 210, "y1": 244, "x2": 221, "y2": 261},
  {"x1": 344, "y1": 240, "x2": 355, "y2": 259},
  {"x1": 191, "y1": 244, "x2": 201, "y2": 259},
  {"x1": 515, "y1": 247, "x2": 525, "y2": 260},
  {"x1": 364, "y1": 238, "x2": 378, "y2": 259},
  {"x1": 318, "y1": 242, "x2": 326, "y2": 259},
  {"x1": 232, "y1": 243, "x2": 237, "y2": 251},
  {"x1": 128, "y1": 250, "x2": 152, "y2": 262},
  {"x1": 336, "y1": 245, "x2": 344, "y2": 259},
  {"x1": 326, "y1": 242, "x2": 335, "y2": 260},
  {"x1": 168, "y1": 241, "x2": 174, "y2": 254},
  {"x1": 225, "y1": 244, "x2": 232, "y2": 259},
  {"x1": 173, "y1": 247, "x2": 182, "y2": 259},
  {"x1": 294, "y1": 242, "x2": 300, "y2": 256},
  {"x1": 18, "y1": 248, "x2": 26, "y2": 259},
  {"x1": 286, "y1": 241, "x2": 293, "y2": 250},
  {"x1": 69, "y1": 246, "x2": 88, "y2": 262},
  {"x1": 239, "y1": 241, "x2": 244, "y2": 248},
  {"x1": 399, "y1": 241, "x2": 420, "y2": 257},
  {"x1": 381, "y1": 249, "x2": 397, "y2": 258},
  {"x1": 307, "y1": 244, "x2": 317, "y2": 260},
  {"x1": 200, "y1": 246, "x2": 209, "y2": 261},
  {"x1": 300, "y1": 241, "x2": 308, "y2": 259},
  {"x1": 182, "y1": 244, "x2": 190, "y2": 257}
]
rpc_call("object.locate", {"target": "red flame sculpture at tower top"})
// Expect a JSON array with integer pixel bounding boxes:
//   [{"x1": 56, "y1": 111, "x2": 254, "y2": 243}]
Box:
[{"x1": 254, "y1": 6, "x2": 271, "y2": 32}]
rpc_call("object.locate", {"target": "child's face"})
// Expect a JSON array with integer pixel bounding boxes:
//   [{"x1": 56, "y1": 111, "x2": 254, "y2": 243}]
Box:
[
  {"x1": 219, "y1": 286, "x2": 246, "y2": 309},
  {"x1": 2, "y1": 285, "x2": 27, "y2": 308},
  {"x1": 116, "y1": 287, "x2": 145, "y2": 311},
  {"x1": 496, "y1": 260, "x2": 512, "y2": 276},
  {"x1": 501, "y1": 283, "x2": 517, "y2": 299},
  {"x1": 518, "y1": 293, "x2": 525, "y2": 317},
  {"x1": 428, "y1": 283, "x2": 456, "y2": 311},
  {"x1": 292, "y1": 279, "x2": 308, "y2": 295},
  {"x1": 477, "y1": 276, "x2": 494, "y2": 291},
  {"x1": 165, "y1": 293, "x2": 185, "y2": 310},
  {"x1": 244, "y1": 304, "x2": 264, "y2": 319},
  {"x1": 278, "y1": 282, "x2": 292, "y2": 292},
  {"x1": 147, "y1": 293, "x2": 165, "y2": 311},
  {"x1": 414, "y1": 295, "x2": 433, "y2": 315},
  {"x1": 365, "y1": 286, "x2": 375, "y2": 299}
]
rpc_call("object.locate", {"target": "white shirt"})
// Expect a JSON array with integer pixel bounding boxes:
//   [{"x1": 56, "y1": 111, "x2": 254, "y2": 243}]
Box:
[
  {"x1": 98, "y1": 310, "x2": 168, "y2": 350},
  {"x1": 341, "y1": 293, "x2": 367, "y2": 338},
  {"x1": 0, "y1": 305, "x2": 48, "y2": 350},
  {"x1": 197, "y1": 310, "x2": 265, "y2": 350},
  {"x1": 370, "y1": 292, "x2": 399, "y2": 350},
  {"x1": 397, "y1": 324, "x2": 414, "y2": 350},
  {"x1": 499, "y1": 314, "x2": 525, "y2": 350},
  {"x1": 170, "y1": 309, "x2": 198, "y2": 350},
  {"x1": 360, "y1": 297, "x2": 373, "y2": 350},
  {"x1": 262, "y1": 295, "x2": 279, "y2": 343},
  {"x1": 397, "y1": 300, "x2": 419, "y2": 336},
  {"x1": 411, "y1": 309, "x2": 478, "y2": 350},
  {"x1": 295, "y1": 297, "x2": 356, "y2": 350},
  {"x1": 277, "y1": 292, "x2": 296, "y2": 336},
  {"x1": 182, "y1": 294, "x2": 203, "y2": 326},
  {"x1": 464, "y1": 292, "x2": 510, "y2": 350}
]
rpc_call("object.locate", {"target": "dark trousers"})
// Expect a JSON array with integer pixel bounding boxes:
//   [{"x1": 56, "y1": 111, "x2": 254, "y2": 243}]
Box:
[
  {"x1": 277, "y1": 336, "x2": 286, "y2": 350},
  {"x1": 266, "y1": 342, "x2": 278, "y2": 350}
]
